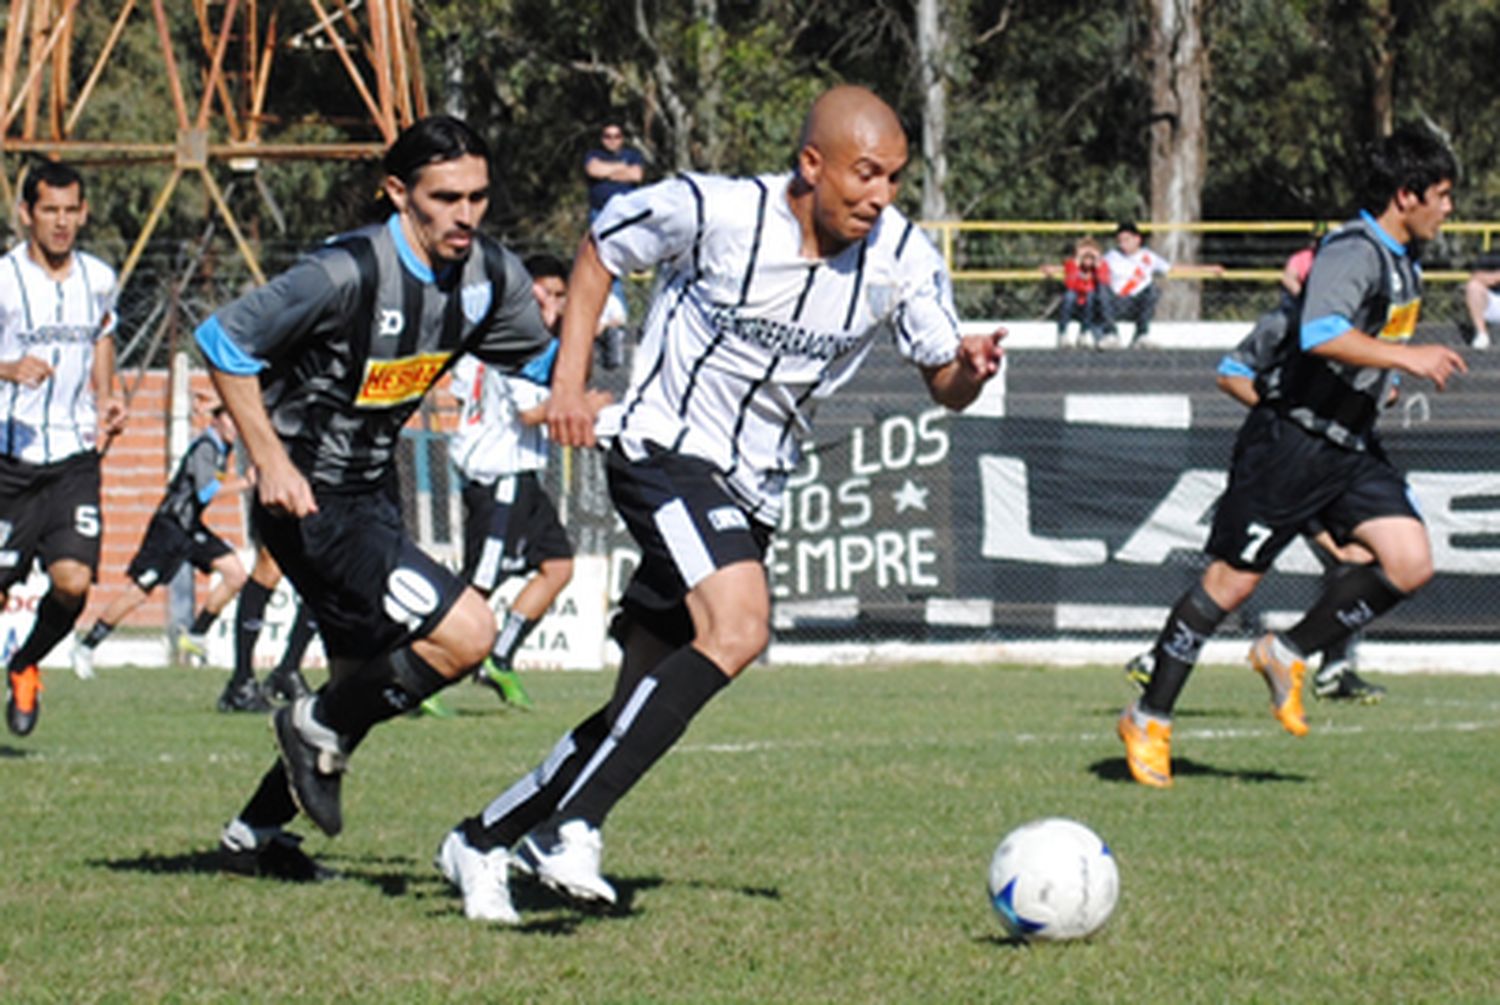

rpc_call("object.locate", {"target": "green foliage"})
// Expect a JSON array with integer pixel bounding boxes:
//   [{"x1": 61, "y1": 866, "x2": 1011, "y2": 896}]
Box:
[{"x1": 3, "y1": 662, "x2": 1499, "y2": 1002}]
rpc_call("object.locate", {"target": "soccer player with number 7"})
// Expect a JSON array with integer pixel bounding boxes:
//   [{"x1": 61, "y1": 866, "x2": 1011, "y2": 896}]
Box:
[{"x1": 1119, "y1": 126, "x2": 1468, "y2": 788}]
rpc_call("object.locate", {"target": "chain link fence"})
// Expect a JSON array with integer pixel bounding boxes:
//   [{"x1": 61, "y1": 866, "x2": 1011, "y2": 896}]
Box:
[{"x1": 104, "y1": 226, "x2": 1498, "y2": 661}]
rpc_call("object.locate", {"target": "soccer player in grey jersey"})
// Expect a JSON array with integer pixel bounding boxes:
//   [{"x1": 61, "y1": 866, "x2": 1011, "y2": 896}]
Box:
[
  {"x1": 435, "y1": 85, "x2": 1005, "y2": 923},
  {"x1": 1119, "y1": 126, "x2": 1468, "y2": 788},
  {"x1": 0, "y1": 161, "x2": 127, "y2": 737},
  {"x1": 194, "y1": 116, "x2": 553, "y2": 880}
]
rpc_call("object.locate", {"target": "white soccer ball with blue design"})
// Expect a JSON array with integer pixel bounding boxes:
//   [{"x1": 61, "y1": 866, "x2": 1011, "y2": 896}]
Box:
[{"x1": 987, "y1": 817, "x2": 1119, "y2": 941}]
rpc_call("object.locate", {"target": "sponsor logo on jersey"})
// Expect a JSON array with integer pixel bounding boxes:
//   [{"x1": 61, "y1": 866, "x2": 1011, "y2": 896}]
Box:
[
  {"x1": 707, "y1": 505, "x2": 750, "y2": 532},
  {"x1": 703, "y1": 302, "x2": 864, "y2": 362},
  {"x1": 462, "y1": 282, "x2": 492, "y2": 324},
  {"x1": 379, "y1": 309, "x2": 404, "y2": 336},
  {"x1": 355, "y1": 351, "x2": 451, "y2": 407},
  {"x1": 1378, "y1": 298, "x2": 1420, "y2": 342}
]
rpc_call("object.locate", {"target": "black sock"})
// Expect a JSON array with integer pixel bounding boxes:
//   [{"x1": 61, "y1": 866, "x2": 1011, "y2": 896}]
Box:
[
  {"x1": 189, "y1": 607, "x2": 218, "y2": 636},
  {"x1": 274, "y1": 602, "x2": 317, "y2": 677},
  {"x1": 315, "y1": 646, "x2": 449, "y2": 737},
  {"x1": 81, "y1": 620, "x2": 113, "y2": 649},
  {"x1": 464, "y1": 707, "x2": 612, "y2": 851},
  {"x1": 491, "y1": 609, "x2": 539, "y2": 667},
  {"x1": 1286, "y1": 564, "x2": 1406, "y2": 656},
  {"x1": 551, "y1": 646, "x2": 729, "y2": 830},
  {"x1": 238, "y1": 761, "x2": 299, "y2": 830},
  {"x1": 234, "y1": 580, "x2": 272, "y2": 686},
  {"x1": 8, "y1": 589, "x2": 84, "y2": 671},
  {"x1": 1141, "y1": 582, "x2": 1229, "y2": 717}
]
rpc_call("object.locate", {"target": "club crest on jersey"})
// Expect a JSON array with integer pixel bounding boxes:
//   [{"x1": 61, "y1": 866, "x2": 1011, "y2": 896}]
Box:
[
  {"x1": 355, "y1": 351, "x2": 451, "y2": 407},
  {"x1": 462, "y1": 282, "x2": 492, "y2": 324}
]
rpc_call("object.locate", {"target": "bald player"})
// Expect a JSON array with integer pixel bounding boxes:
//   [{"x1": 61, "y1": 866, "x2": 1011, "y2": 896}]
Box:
[{"x1": 434, "y1": 85, "x2": 1005, "y2": 924}]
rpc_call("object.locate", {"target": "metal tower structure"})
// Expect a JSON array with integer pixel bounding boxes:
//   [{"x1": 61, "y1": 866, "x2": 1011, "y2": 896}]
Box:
[{"x1": 0, "y1": 0, "x2": 428, "y2": 286}]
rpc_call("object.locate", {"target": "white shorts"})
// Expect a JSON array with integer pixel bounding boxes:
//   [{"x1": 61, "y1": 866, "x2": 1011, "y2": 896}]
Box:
[{"x1": 1484, "y1": 288, "x2": 1500, "y2": 324}]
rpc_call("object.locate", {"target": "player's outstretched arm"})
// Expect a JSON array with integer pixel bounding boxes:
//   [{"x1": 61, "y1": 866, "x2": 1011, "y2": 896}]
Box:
[
  {"x1": 1312, "y1": 330, "x2": 1468, "y2": 391},
  {"x1": 922, "y1": 328, "x2": 1006, "y2": 411}
]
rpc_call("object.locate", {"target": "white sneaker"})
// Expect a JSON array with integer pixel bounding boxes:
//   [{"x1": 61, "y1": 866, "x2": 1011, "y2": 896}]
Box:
[
  {"x1": 435, "y1": 829, "x2": 519, "y2": 925},
  {"x1": 516, "y1": 819, "x2": 617, "y2": 906},
  {"x1": 71, "y1": 636, "x2": 95, "y2": 680},
  {"x1": 1097, "y1": 333, "x2": 1122, "y2": 350},
  {"x1": 1473, "y1": 328, "x2": 1492, "y2": 350}
]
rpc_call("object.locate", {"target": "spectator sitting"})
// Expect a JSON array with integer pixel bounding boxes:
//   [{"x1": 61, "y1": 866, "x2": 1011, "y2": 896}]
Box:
[
  {"x1": 1100, "y1": 220, "x2": 1225, "y2": 348},
  {"x1": 1042, "y1": 236, "x2": 1110, "y2": 349},
  {"x1": 1460, "y1": 254, "x2": 1499, "y2": 350}
]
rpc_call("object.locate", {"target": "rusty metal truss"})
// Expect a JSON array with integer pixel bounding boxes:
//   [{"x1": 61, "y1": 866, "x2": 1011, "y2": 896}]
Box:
[{"x1": 0, "y1": 0, "x2": 428, "y2": 286}]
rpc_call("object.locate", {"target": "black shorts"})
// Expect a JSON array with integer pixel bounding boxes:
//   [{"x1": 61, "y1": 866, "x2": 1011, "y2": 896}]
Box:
[
  {"x1": 125, "y1": 514, "x2": 233, "y2": 591},
  {"x1": 252, "y1": 486, "x2": 468, "y2": 663},
  {"x1": 1206, "y1": 408, "x2": 1420, "y2": 573},
  {"x1": 460, "y1": 472, "x2": 573, "y2": 593},
  {"x1": 607, "y1": 443, "x2": 772, "y2": 644},
  {"x1": 0, "y1": 451, "x2": 102, "y2": 592}
]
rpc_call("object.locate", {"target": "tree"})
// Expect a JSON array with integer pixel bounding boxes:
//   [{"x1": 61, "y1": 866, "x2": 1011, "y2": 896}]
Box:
[{"x1": 1146, "y1": 0, "x2": 1209, "y2": 320}]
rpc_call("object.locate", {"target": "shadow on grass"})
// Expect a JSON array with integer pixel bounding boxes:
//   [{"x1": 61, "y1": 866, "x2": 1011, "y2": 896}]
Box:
[
  {"x1": 93, "y1": 848, "x2": 423, "y2": 897},
  {"x1": 1089, "y1": 756, "x2": 1310, "y2": 784},
  {"x1": 0, "y1": 744, "x2": 33, "y2": 758}
]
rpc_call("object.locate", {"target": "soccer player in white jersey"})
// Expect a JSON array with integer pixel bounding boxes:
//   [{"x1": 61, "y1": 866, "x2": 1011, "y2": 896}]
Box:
[
  {"x1": 434, "y1": 85, "x2": 1004, "y2": 924},
  {"x1": 0, "y1": 161, "x2": 126, "y2": 737},
  {"x1": 447, "y1": 253, "x2": 610, "y2": 711}
]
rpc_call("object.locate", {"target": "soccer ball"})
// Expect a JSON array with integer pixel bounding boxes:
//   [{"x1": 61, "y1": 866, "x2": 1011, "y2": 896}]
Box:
[{"x1": 987, "y1": 817, "x2": 1119, "y2": 941}]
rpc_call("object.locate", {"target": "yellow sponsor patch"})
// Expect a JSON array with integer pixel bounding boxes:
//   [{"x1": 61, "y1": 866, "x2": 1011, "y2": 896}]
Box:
[
  {"x1": 354, "y1": 351, "x2": 451, "y2": 407},
  {"x1": 1378, "y1": 299, "x2": 1420, "y2": 342}
]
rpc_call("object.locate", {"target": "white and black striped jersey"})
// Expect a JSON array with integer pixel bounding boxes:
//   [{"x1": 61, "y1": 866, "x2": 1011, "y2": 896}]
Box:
[
  {"x1": 0, "y1": 243, "x2": 117, "y2": 464},
  {"x1": 594, "y1": 172, "x2": 961, "y2": 524},
  {"x1": 448, "y1": 355, "x2": 550, "y2": 482}
]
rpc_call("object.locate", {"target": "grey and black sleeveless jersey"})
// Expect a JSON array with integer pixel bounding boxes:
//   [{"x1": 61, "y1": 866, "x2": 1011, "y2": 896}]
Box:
[
  {"x1": 593, "y1": 171, "x2": 962, "y2": 524},
  {"x1": 0, "y1": 243, "x2": 117, "y2": 464},
  {"x1": 195, "y1": 216, "x2": 551, "y2": 490},
  {"x1": 157, "y1": 428, "x2": 231, "y2": 531},
  {"x1": 1261, "y1": 212, "x2": 1419, "y2": 451}
]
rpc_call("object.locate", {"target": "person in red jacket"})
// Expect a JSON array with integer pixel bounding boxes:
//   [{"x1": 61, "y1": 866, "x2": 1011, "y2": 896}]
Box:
[{"x1": 1044, "y1": 236, "x2": 1111, "y2": 349}]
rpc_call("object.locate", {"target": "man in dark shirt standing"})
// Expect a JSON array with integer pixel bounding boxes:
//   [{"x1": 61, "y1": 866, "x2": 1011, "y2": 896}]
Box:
[
  {"x1": 584, "y1": 120, "x2": 644, "y2": 218},
  {"x1": 194, "y1": 115, "x2": 553, "y2": 879}
]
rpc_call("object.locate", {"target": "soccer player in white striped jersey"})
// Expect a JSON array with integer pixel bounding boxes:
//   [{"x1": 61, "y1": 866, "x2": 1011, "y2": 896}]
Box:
[
  {"x1": 436, "y1": 85, "x2": 1005, "y2": 922},
  {"x1": 0, "y1": 161, "x2": 126, "y2": 736}
]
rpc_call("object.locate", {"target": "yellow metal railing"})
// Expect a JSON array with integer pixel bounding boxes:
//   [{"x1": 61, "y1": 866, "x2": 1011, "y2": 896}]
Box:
[{"x1": 919, "y1": 219, "x2": 1500, "y2": 285}]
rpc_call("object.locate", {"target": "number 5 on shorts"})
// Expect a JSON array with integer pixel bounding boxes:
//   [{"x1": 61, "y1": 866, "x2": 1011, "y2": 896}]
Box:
[
  {"x1": 1239, "y1": 520, "x2": 1272, "y2": 564},
  {"x1": 75, "y1": 504, "x2": 101, "y2": 538}
]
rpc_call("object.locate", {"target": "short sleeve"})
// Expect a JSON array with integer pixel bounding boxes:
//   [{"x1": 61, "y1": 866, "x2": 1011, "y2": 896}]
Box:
[
  {"x1": 592, "y1": 176, "x2": 700, "y2": 278},
  {"x1": 1300, "y1": 237, "x2": 1381, "y2": 348},
  {"x1": 197, "y1": 249, "x2": 358, "y2": 371},
  {"x1": 890, "y1": 231, "x2": 961, "y2": 369},
  {"x1": 466, "y1": 246, "x2": 554, "y2": 370}
]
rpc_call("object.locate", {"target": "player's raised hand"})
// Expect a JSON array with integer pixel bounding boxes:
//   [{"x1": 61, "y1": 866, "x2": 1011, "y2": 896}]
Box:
[
  {"x1": 1404, "y1": 343, "x2": 1468, "y2": 391},
  {"x1": 958, "y1": 327, "x2": 1007, "y2": 381}
]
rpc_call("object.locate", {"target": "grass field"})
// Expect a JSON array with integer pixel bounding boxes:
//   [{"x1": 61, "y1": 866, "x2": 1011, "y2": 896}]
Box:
[{"x1": 1, "y1": 659, "x2": 1498, "y2": 1004}]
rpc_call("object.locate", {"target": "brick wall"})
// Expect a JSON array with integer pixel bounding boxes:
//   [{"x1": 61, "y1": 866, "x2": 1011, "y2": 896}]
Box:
[{"x1": 88, "y1": 371, "x2": 251, "y2": 628}]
